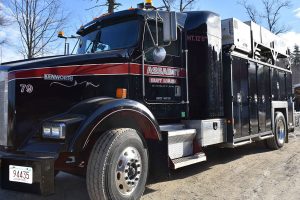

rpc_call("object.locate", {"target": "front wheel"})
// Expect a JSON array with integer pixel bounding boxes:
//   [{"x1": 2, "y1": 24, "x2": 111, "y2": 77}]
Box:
[
  {"x1": 266, "y1": 112, "x2": 287, "y2": 150},
  {"x1": 87, "y1": 128, "x2": 148, "y2": 200}
]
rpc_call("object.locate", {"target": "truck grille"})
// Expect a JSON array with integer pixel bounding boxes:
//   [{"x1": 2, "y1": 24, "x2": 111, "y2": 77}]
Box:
[{"x1": 0, "y1": 71, "x2": 8, "y2": 146}]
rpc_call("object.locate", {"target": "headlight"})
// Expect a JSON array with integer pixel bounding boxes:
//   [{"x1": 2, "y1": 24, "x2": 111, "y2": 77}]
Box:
[{"x1": 42, "y1": 123, "x2": 66, "y2": 139}]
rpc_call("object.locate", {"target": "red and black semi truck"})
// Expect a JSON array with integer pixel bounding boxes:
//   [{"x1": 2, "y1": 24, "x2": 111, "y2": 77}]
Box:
[{"x1": 0, "y1": 1, "x2": 294, "y2": 199}]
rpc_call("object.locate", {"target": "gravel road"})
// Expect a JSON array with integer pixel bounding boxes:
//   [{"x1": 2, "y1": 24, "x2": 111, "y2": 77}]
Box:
[{"x1": 1, "y1": 131, "x2": 299, "y2": 200}]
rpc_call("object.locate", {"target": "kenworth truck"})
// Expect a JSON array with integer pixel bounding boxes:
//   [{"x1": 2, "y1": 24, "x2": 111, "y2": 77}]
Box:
[{"x1": 0, "y1": 1, "x2": 294, "y2": 199}]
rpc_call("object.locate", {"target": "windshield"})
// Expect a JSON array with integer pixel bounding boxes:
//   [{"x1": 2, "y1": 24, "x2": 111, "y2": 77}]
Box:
[{"x1": 77, "y1": 19, "x2": 140, "y2": 54}]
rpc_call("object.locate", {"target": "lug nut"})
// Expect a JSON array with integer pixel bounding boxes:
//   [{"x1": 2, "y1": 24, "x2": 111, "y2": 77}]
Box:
[{"x1": 125, "y1": 177, "x2": 128, "y2": 180}]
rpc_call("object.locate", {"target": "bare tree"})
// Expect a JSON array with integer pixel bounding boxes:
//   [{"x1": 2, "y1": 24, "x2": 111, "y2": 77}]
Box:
[
  {"x1": 0, "y1": 2, "x2": 8, "y2": 45},
  {"x1": 0, "y1": 7, "x2": 4, "y2": 27},
  {"x1": 89, "y1": 0, "x2": 121, "y2": 13},
  {"x1": 238, "y1": 0, "x2": 292, "y2": 34},
  {"x1": 10, "y1": 0, "x2": 66, "y2": 59},
  {"x1": 161, "y1": 0, "x2": 199, "y2": 12}
]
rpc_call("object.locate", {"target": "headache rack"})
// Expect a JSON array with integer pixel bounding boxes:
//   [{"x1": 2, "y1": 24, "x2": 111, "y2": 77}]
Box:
[{"x1": 221, "y1": 18, "x2": 291, "y2": 69}]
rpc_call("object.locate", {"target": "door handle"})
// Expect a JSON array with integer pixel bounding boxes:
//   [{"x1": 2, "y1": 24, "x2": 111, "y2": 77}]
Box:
[
  {"x1": 237, "y1": 93, "x2": 242, "y2": 103},
  {"x1": 262, "y1": 95, "x2": 265, "y2": 103},
  {"x1": 254, "y1": 94, "x2": 258, "y2": 103}
]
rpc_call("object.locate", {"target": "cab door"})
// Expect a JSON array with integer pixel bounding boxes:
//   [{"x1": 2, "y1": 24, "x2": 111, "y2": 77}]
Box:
[{"x1": 142, "y1": 22, "x2": 185, "y2": 105}]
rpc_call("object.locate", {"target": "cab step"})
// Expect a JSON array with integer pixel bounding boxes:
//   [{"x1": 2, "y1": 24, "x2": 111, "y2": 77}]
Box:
[
  {"x1": 159, "y1": 124, "x2": 185, "y2": 131},
  {"x1": 160, "y1": 124, "x2": 207, "y2": 169},
  {"x1": 171, "y1": 152, "x2": 207, "y2": 169}
]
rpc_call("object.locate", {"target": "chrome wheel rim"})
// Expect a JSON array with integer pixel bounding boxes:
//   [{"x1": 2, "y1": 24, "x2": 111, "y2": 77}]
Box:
[
  {"x1": 277, "y1": 119, "x2": 285, "y2": 145},
  {"x1": 115, "y1": 146, "x2": 142, "y2": 196}
]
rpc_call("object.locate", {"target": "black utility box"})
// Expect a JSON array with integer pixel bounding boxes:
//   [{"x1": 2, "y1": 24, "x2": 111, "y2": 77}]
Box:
[{"x1": 0, "y1": 155, "x2": 55, "y2": 196}]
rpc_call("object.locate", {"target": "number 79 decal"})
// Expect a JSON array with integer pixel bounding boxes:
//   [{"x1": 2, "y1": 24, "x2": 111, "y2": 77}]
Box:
[{"x1": 20, "y1": 84, "x2": 34, "y2": 94}]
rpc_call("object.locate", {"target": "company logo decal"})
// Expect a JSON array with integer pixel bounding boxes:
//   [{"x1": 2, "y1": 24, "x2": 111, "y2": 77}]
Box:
[
  {"x1": 146, "y1": 66, "x2": 181, "y2": 77},
  {"x1": 44, "y1": 74, "x2": 73, "y2": 82},
  {"x1": 149, "y1": 78, "x2": 178, "y2": 84}
]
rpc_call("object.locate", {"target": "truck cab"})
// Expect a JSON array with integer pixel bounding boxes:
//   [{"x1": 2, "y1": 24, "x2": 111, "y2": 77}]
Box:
[{"x1": 0, "y1": 3, "x2": 293, "y2": 199}]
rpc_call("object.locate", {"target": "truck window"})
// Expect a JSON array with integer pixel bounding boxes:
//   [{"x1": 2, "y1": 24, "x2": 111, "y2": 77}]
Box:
[
  {"x1": 143, "y1": 21, "x2": 180, "y2": 62},
  {"x1": 77, "y1": 19, "x2": 141, "y2": 54}
]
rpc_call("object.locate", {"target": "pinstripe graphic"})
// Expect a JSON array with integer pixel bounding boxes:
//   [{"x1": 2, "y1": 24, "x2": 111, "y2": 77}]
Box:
[{"x1": 8, "y1": 63, "x2": 186, "y2": 81}]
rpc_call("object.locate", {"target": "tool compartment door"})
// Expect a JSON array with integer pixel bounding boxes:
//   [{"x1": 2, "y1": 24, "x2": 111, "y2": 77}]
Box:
[
  {"x1": 257, "y1": 64, "x2": 271, "y2": 132},
  {"x1": 232, "y1": 57, "x2": 250, "y2": 138},
  {"x1": 248, "y1": 61, "x2": 259, "y2": 134}
]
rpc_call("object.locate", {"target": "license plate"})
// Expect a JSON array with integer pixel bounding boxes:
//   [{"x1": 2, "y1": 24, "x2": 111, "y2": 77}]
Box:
[{"x1": 9, "y1": 165, "x2": 33, "y2": 184}]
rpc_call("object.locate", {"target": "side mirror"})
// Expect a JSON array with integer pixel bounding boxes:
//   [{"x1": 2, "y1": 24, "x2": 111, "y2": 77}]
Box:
[
  {"x1": 152, "y1": 47, "x2": 166, "y2": 63},
  {"x1": 163, "y1": 11, "x2": 177, "y2": 42}
]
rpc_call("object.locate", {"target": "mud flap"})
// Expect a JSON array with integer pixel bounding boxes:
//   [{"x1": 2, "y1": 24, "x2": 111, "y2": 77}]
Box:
[{"x1": 0, "y1": 155, "x2": 55, "y2": 196}]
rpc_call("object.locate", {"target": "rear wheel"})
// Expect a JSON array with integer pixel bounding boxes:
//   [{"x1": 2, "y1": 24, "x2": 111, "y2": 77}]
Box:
[
  {"x1": 266, "y1": 112, "x2": 287, "y2": 150},
  {"x1": 87, "y1": 128, "x2": 148, "y2": 200}
]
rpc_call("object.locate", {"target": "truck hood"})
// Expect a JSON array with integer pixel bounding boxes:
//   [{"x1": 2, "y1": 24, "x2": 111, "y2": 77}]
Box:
[{"x1": 0, "y1": 49, "x2": 131, "y2": 72}]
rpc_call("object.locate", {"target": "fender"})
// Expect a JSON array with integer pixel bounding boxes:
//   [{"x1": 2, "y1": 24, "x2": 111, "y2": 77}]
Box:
[{"x1": 61, "y1": 97, "x2": 161, "y2": 152}]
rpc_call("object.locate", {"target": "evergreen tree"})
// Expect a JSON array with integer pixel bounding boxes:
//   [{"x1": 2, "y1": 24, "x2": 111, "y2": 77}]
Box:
[
  {"x1": 293, "y1": 45, "x2": 300, "y2": 67},
  {"x1": 292, "y1": 45, "x2": 300, "y2": 85}
]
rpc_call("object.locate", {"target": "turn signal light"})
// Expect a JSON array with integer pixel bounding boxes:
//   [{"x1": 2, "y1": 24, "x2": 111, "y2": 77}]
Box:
[{"x1": 116, "y1": 88, "x2": 127, "y2": 99}]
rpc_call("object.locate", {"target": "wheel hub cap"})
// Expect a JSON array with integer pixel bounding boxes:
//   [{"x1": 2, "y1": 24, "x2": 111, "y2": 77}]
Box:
[
  {"x1": 277, "y1": 119, "x2": 285, "y2": 145},
  {"x1": 115, "y1": 147, "x2": 142, "y2": 196}
]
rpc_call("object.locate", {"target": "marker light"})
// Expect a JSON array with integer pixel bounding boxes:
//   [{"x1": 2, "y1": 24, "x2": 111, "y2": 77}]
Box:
[
  {"x1": 116, "y1": 88, "x2": 127, "y2": 99},
  {"x1": 58, "y1": 31, "x2": 65, "y2": 38},
  {"x1": 145, "y1": 0, "x2": 152, "y2": 4},
  {"x1": 42, "y1": 123, "x2": 66, "y2": 139},
  {"x1": 145, "y1": 0, "x2": 153, "y2": 9}
]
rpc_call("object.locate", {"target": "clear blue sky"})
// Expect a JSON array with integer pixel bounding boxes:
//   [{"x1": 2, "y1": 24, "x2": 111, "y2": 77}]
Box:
[
  {"x1": 1, "y1": 0, "x2": 300, "y2": 62},
  {"x1": 61, "y1": 0, "x2": 300, "y2": 34}
]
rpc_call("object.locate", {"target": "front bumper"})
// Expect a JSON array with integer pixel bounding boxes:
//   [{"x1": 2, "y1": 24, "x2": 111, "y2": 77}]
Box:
[{"x1": 0, "y1": 151, "x2": 55, "y2": 196}]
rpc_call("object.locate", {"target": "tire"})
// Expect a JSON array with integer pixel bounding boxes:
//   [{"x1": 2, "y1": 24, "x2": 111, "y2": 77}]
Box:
[
  {"x1": 87, "y1": 128, "x2": 148, "y2": 200},
  {"x1": 266, "y1": 112, "x2": 287, "y2": 150}
]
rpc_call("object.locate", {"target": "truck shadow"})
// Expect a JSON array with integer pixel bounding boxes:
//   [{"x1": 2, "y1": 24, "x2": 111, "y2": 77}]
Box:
[
  {"x1": 0, "y1": 136, "x2": 298, "y2": 199},
  {"x1": 144, "y1": 140, "x2": 287, "y2": 195}
]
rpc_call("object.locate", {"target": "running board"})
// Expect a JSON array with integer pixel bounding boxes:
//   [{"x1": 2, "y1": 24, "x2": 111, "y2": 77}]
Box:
[
  {"x1": 171, "y1": 153, "x2": 207, "y2": 169},
  {"x1": 233, "y1": 140, "x2": 251, "y2": 147},
  {"x1": 252, "y1": 134, "x2": 274, "y2": 141},
  {"x1": 226, "y1": 134, "x2": 274, "y2": 147}
]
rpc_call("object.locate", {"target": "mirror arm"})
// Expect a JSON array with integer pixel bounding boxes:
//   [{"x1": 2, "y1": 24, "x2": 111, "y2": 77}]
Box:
[
  {"x1": 155, "y1": 12, "x2": 159, "y2": 46},
  {"x1": 145, "y1": 21, "x2": 157, "y2": 47}
]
